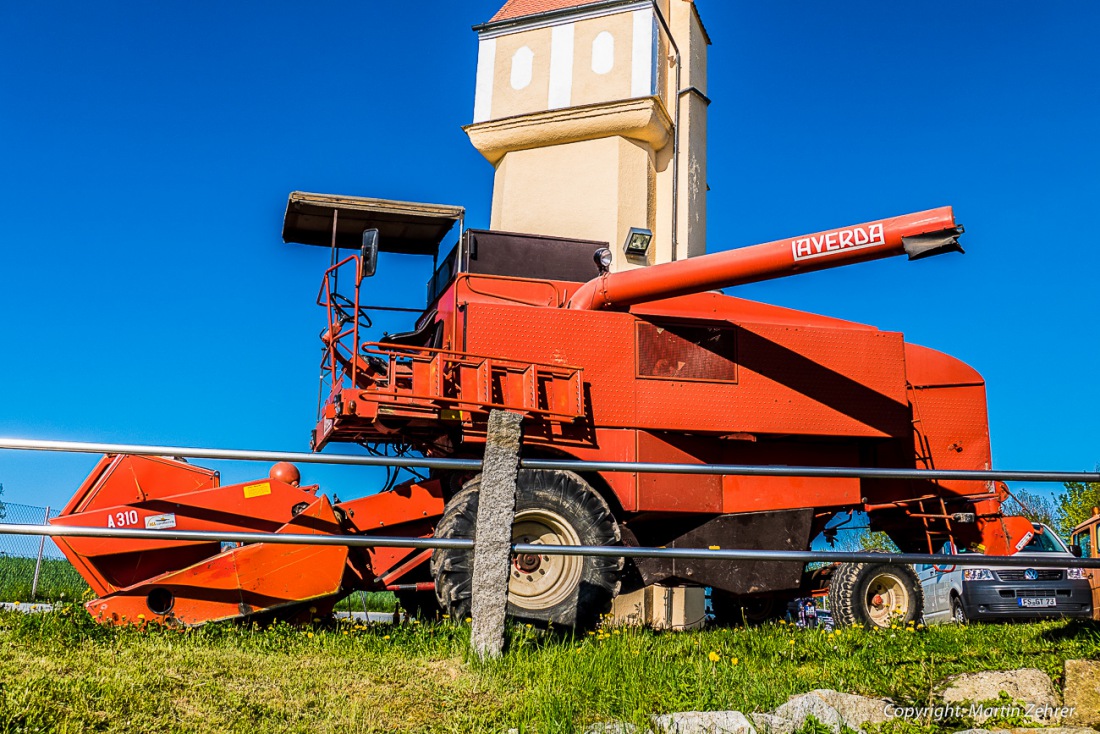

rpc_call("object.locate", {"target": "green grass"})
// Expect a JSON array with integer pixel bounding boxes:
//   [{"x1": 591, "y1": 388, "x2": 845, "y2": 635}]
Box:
[
  {"x1": 0, "y1": 606, "x2": 1096, "y2": 734},
  {"x1": 0, "y1": 556, "x2": 89, "y2": 603},
  {"x1": 333, "y1": 590, "x2": 397, "y2": 613}
]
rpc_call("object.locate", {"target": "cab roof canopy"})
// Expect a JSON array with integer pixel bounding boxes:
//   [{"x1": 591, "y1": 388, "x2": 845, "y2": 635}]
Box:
[{"x1": 282, "y1": 192, "x2": 465, "y2": 256}]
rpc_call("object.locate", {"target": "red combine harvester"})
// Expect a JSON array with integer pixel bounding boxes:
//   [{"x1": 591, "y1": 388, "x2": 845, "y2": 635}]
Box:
[{"x1": 51, "y1": 193, "x2": 1036, "y2": 629}]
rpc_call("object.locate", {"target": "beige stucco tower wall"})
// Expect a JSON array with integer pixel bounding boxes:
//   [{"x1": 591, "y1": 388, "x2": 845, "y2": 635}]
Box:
[{"x1": 466, "y1": 0, "x2": 709, "y2": 270}]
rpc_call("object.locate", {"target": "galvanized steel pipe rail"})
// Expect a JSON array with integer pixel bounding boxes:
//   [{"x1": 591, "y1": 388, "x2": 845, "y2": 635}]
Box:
[
  {"x1": 1, "y1": 523, "x2": 1098, "y2": 569},
  {"x1": 0, "y1": 437, "x2": 1097, "y2": 483}
]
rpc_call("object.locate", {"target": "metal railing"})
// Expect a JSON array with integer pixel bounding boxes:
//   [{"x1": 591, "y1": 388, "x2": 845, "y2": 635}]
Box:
[
  {"x1": 2, "y1": 522, "x2": 1099, "y2": 569},
  {"x1": 1, "y1": 437, "x2": 1098, "y2": 483},
  {"x1": 0, "y1": 435, "x2": 1097, "y2": 570}
]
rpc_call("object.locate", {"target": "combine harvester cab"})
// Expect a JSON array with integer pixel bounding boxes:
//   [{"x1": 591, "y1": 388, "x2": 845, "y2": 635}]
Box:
[{"x1": 53, "y1": 194, "x2": 1037, "y2": 629}]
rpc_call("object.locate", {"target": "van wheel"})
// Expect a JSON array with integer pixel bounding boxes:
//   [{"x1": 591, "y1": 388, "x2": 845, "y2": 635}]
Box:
[
  {"x1": 830, "y1": 560, "x2": 923, "y2": 628},
  {"x1": 431, "y1": 469, "x2": 622, "y2": 628},
  {"x1": 951, "y1": 595, "x2": 968, "y2": 624}
]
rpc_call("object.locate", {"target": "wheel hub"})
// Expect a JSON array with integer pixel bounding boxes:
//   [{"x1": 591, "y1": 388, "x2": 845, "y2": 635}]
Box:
[
  {"x1": 508, "y1": 509, "x2": 583, "y2": 611},
  {"x1": 513, "y1": 552, "x2": 543, "y2": 574},
  {"x1": 866, "y1": 572, "x2": 911, "y2": 626}
]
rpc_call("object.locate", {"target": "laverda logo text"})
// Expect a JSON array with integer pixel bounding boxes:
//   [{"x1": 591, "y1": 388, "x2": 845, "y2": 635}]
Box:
[{"x1": 791, "y1": 223, "x2": 885, "y2": 261}]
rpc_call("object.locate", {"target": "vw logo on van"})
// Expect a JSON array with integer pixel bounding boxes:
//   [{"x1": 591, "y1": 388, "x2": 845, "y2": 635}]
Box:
[{"x1": 1024, "y1": 569, "x2": 1038, "y2": 580}]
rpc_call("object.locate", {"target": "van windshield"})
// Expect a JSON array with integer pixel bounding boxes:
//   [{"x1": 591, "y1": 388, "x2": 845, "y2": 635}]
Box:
[{"x1": 1021, "y1": 526, "x2": 1067, "y2": 553}]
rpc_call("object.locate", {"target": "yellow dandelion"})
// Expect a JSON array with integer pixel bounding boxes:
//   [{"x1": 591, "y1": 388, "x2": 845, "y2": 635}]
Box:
[
  {"x1": 525, "y1": 624, "x2": 533, "y2": 629},
  {"x1": 382, "y1": 635, "x2": 390, "y2": 640},
  {"x1": 307, "y1": 632, "x2": 314, "y2": 639},
  {"x1": 465, "y1": 617, "x2": 472, "y2": 623},
  {"x1": 309, "y1": 606, "x2": 317, "y2": 614},
  {"x1": 789, "y1": 639, "x2": 795, "y2": 645},
  {"x1": 343, "y1": 631, "x2": 349, "y2": 636},
  {"x1": 731, "y1": 657, "x2": 739, "y2": 666},
  {"x1": 708, "y1": 651, "x2": 721, "y2": 662},
  {"x1": 442, "y1": 614, "x2": 450, "y2": 619},
  {"x1": 612, "y1": 630, "x2": 620, "y2": 635}
]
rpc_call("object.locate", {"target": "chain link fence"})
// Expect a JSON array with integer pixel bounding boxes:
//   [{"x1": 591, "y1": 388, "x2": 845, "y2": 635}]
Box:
[{"x1": 0, "y1": 501, "x2": 87, "y2": 602}]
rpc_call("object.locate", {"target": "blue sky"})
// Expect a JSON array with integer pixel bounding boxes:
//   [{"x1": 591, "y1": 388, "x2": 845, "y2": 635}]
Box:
[{"x1": 0, "y1": 1, "x2": 1097, "y2": 510}]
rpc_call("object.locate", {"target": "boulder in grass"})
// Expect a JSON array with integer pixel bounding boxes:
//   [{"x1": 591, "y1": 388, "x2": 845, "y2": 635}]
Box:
[
  {"x1": 772, "y1": 689, "x2": 892, "y2": 732},
  {"x1": 939, "y1": 669, "x2": 1060, "y2": 723},
  {"x1": 1062, "y1": 659, "x2": 1100, "y2": 727},
  {"x1": 652, "y1": 710, "x2": 756, "y2": 734}
]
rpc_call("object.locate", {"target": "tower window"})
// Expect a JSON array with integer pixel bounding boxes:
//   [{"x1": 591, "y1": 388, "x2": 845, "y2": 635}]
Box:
[
  {"x1": 592, "y1": 32, "x2": 615, "y2": 75},
  {"x1": 511, "y1": 46, "x2": 534, "y2": 90}
]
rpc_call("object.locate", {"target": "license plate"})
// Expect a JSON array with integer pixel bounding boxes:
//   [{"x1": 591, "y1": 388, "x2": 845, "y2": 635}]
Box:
[{"x1": 1018, "y1": 597, "x2": 1056, "y2": 608}]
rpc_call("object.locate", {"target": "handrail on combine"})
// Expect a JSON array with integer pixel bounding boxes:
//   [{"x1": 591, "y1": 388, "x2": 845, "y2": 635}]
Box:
[
  {"x1": 356, "y1": 342, "x2": 585, "y2": 420},
  {"x1": 316, "y1": 254, "x2": 367, "y2": 401}
]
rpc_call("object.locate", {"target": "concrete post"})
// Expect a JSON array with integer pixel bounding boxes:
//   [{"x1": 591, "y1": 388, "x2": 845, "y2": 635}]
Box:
[{"x1": 470, "y1": 410, "x2": 523, "y2": 660}]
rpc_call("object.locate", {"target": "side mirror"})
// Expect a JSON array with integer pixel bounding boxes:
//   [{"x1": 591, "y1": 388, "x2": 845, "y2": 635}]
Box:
[
  {"x1": 359, "y1": 228, "x2": 379, "y2": 283},
  {"x1": 1069, "y1": 544, "x2": 1084, "y2": 558}
]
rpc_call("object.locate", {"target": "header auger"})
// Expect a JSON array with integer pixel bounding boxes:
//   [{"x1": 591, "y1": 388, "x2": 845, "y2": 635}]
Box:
[{"x1": 52, "y1": 193, "x2": 1035, "y2": 629}]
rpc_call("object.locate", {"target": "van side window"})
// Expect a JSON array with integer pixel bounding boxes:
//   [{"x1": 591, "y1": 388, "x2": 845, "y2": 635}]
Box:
[{"x1": 1074, "y1": 530, "x2": 1093, "y2": 559}]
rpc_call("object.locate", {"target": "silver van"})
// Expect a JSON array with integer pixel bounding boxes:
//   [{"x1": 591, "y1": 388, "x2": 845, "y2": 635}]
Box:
[{"x1": 917, "y1": 523, "x2": 1092, "y2": 623}]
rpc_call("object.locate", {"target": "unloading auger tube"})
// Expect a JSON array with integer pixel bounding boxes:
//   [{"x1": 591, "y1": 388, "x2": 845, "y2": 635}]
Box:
[{"x1": 568, "y1": 207, "x2": 963, "y2": 310}]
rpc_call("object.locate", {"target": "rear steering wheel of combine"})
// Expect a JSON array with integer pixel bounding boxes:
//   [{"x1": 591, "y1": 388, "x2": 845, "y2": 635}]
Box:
[
  {"x1": 430, "y1": 469, "x2": 622, "y2": 628},
  {"x1": 830, "y1": 560, "x2": 923, "y2": 628}
]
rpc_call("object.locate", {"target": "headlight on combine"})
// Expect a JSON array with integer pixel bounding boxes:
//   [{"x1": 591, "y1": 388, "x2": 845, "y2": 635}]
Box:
[
  {"x1": 1067, "y1": 568, "x2": 1088, "y2": 580},
  {"x1": 963, "y1": 569, "x2": 994, "y2": 581}
]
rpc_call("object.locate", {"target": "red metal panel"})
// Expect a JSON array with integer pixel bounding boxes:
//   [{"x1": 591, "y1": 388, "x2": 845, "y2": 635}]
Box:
[
  {"x1": 636, "y1": 432, "x2": 723, "y2": 513},
  {"x1": 636, "y1": 323, "x2": 909, "y2": 437},
  {"x1": 465, "y1": 303, "x2": 907, "y2": 438},
  {"x1": 464, "y1": 302, "x2": 639, "y2": 428},
  {"x1": 63, "y1": 454, "x2": 219, "y2": 516},
  {"x1": 905, "y1": 342, "x2": 995, "y2": 499},
  {"x1": 561, "y1": 428, "x2": 639, "y2": 512},
  {"x1": 338, "y1": 479, "x2": 445, "y2": 531},
  {"x1": 630, "y1": 292, "x2": 880, "y2": 331},
  {"x1": 719, "y1": 441, "x2": 861, "y2": 513},
  {"x1": 722, "y1": 476, "x2": 858, "y2": 514}
]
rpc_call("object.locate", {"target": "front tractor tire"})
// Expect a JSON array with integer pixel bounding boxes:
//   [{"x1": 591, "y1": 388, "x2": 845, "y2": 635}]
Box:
[
  {"x1": 830, "y1": 560, "x2": 923, "y2": 628},
  {"x1": 430, "y1": 469, "x2": 622, "y2": 628}
]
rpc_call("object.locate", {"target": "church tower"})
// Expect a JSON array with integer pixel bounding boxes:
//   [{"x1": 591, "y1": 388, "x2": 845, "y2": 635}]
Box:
[{"x1": 466, "y1": 0, "x2": 709, "y2": 270}]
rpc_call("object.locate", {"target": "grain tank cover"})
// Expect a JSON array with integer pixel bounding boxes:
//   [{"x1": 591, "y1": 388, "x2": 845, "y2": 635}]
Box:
[{"x1": 282, "y1": 191, "x2": 464, "y2": 256}]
